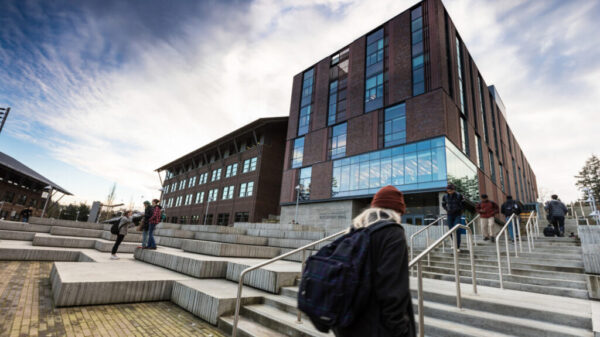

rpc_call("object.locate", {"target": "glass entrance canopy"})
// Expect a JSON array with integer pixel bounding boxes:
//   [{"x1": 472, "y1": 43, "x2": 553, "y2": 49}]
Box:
[{"x1": 331, "y1": 136, "x2": 478, "y2": 200}]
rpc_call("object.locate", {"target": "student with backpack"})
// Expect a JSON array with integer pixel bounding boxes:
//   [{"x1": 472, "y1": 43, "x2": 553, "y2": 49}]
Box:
[
  {"x1": 545, "y1": 194, "x2": 568, "y2": 237},
  {"x1": 298, "y1": 185, "x2": 415, "y2": 337},
  {"x1": 501, "y1": 196, "x2": 523, "y2": 241},
  {"x1": 110, "y1": 210, "x2": 135, "y2": 260}
]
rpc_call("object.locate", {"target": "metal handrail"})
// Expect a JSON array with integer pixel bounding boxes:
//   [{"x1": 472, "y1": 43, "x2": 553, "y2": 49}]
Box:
[
  {"x1": 495, "y1": 213, "x2": 517, "y2": 289},
  {"x1": 409, "y1": 224, "x2": 477, "y2": 337},
  {"x1": 231, "y1": 229, "x2": 347, "y2": 337},
  {"x1": 524, "y1": 211, "x2": 536, "y2": 252},
  {"x1": 465, "y1": 214, "x2": 480, "y2": 247},
  {"x1": 410, "y1": 216, "x2": 445, "y2": 267}
]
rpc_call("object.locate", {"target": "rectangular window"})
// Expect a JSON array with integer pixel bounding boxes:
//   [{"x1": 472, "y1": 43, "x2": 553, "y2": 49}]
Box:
[
  {"x1": 222, "y1": 186, "x2": 234, "y2": 200},
  {"x1": 243, "y1": 158, "x2": 257, "y2": 173},
  {"x1": 365, "y1": 28, "x2": 384, "y2": 113},
  {"x1": 475, "y1": 135, "x2": 484, "y2": 170},
  {"x1": 205, "y1": 214, "x2": 213, "y2": 225},
  {"x1": 195, "y1": 191, "x2": 204, "y2": 204},
  {"x1": 478, "y1": 76, "x2": 489, "y2": 143},
  {"x1": 211, "y1": 168, "x2": 222, "y2": 182},
  {"x1": 329, "y1": 123, "x2": 347, "y2": 159},
  {"x1": 225, "y1": 163, "x2": 238, "y2": 178},
  {"x1": 384, "y1": 103, "x2": 406, "y2": 147},
  {"x1": 164, "y1": 185, "x2": 169, "y2": 194},
  {"x1": 201, "y1": 172, "x2": 208, "y2": 184},
  {"x1": 456, "y1": 36, "x2": 466, "y2": 115},
  {"x1": 188, "y1": 176, "x2": 196, "y2": 188},
  {"x1": 217, "y1": 213, "x2": 230, "y2": 226},
  {"x1": 499, "y1": 163, "x2": 505, "y2": 192},
  {"x1": 328, "y1": 80, "x2": 338, "y2": 126},
  {"x1": 171, "y1": 182, "x2": 176, "y2": 192},
  {"x1": 411, "y1": 6, "x2": 426, "y2": 95},
  {"x1": 460, "y1": 117, "x2": 469, "y2": 156},
  {"x1": 292, "y1": 137, "x2": 304, "y2": 168},
  {"x1": 235, "y1": 212, "x2": 249, "y2": 222},
  {"x1": 239, "y1": 182, "x2": 254, "y2": 198},
  {"x1": 179, "y1": 179, "x2": 187, "y2": 190},
  {"x1": 187, "y1": 193, "x2": 194, "y2": 205},
  {"x1": 298, "y1": 68, "x2": 314, "y2": 135},
  {"x1": 365, "y1": 73, "x2": 384, "y2": 111},
  {"x1": 208, "y1": 188, "x2": 219, "y2": 202},
  {"x1": 366, "y1": 28, "x2": 384, "y2": 68},
  {"x1": 298, "y1": 167, "x2": 312, "y2": 200},
  {"x1": 489, "y1": 151, "x2": 496, "y2": 182},
  {"x1": 489, "y1": 93, "x2": 499, "y2": 153}
]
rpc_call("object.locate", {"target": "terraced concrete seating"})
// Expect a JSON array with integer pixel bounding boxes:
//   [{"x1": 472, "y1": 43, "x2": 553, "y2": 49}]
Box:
[
  {"x1": 181, "y1": 239, "x2": 281, "y2": 258},
  {"x1": 233, "y1": 222, "x2": 325, "y2": 232},
  {"x1": 33, "y1": 233, "x2": 138, "y2": 253},
  {"x1": 0, "y1": 220, "x2": 51, "y2": 233},
  {"x1": 29, "y1": 217, "x2": 105, "y2": 230},
  {"x1": 50, "y1": 226, "x2": 104, "y2": 238},
  {"x1": 0, "y1": 229, "x2": 36, "y2": 241},
  {"x1": 245, "y1": 228, "x2": 326, "y2": 240}
]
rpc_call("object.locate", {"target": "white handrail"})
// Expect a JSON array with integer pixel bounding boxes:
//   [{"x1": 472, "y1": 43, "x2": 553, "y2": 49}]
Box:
[
  {"x1": 465, "y1": 214, "x2": 480, "y2": 247},
  {"x1": 495, "y1": 213, "x2": 517, "y2": 289},
  {"x1": 410, "y1": 216, "x2": 445, "y2": 267}
]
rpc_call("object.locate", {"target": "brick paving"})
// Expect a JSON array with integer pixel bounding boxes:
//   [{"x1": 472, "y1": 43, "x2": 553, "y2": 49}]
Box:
[{"x1": 0, "y1": 261, "x2": 227, "y2": 337}]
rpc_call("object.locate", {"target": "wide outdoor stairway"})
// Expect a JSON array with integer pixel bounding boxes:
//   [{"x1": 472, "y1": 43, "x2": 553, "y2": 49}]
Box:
[{"x1": 0, "y1": 217, "x2": 597, "y2": 336}]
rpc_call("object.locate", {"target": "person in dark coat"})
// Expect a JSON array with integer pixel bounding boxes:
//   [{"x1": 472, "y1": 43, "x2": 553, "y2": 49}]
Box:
[
  {"x1": 110, "y1": 210, "x2": 134, "y2": 260},
  {"x1": 545, "y1": 195, "x2": 568, "y2": 236},
  {"x1": 442, "y1": 183, "x2": 465, "y2": 251},
  {"x1": 138, "y1": 201, "x2": 152, "y2": 249},
  {"x1": 20, "y1": 207, "x2": 33, "y2": 223},
  {"x1": 333, "y1": 185, "x2": 415, "y2": 337},
  {"x1": 501, "y1": 196, "x2": 523, "y2": 241}
]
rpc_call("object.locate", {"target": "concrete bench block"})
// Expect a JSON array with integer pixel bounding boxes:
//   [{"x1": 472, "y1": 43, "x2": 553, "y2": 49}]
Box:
[
  {"x1": 226, "y1": 262, "x2": 300, "y2": 293},
  {"x1": 233, "y1": 222, "x2": 324, "y2": 232},
  {"x1": 246, "y1": 229, "x2": 325, "y2": 240},
  {"x1": 50, "y1": 226, "x2": 103, "y2": 238},
  {"x1": 29, "y1": 217, "x2": 105, "y2": 230},
  {"x1": 94, "y1": 239, "x2": 137, "y2": 253},
  {"x1": 101, "y1": 231, "x2": 143, "y2": 242},
  {"x1": 279, "y1": 248, "x2": 318, "y2": 263},
  {"x1": 0, "y1": 220, "x2": 51, "y2": 233},
  {"x1": 0, "y1": 230, "x2": 36, "y2": 241},
  {"x1": 155, "y1": 236, "x2": 184, "y2": 248},
  {"x1": 182, "y1": 240, "x2": 280, "y2": 258},
  {"x1": 50, "y1": 262, "x2": 190, "y2": 307},
  {"x1": 134, "y1": 249, "x2": 227, "y2": 278},
  {"x1": 171, "y1": 279, "x2": 264, "y2": 325},
  {"x1": 154, "y1": 228, "x2": 195, "y2": 239},
  {"x1": 156, "y1": 222, "x2": 181, "y2": 230},
  {"x1": 267, "y1": 238, "x2": 318, "y2": 249},
  {"x1": 180, "y1": 224, "x2": 246, "y2": 235},
  {"x1": 0, "y1": 247, "x2": 82, "y2": 261},
  {"x1": 194, "y1": 232, "x2": 268, "y2": 246},
  {"x1": 33, "y1": 234, "x2": 96, "y2": 249}
]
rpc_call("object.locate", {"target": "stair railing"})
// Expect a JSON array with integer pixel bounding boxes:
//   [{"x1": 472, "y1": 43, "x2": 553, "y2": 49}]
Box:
[
  {"x1": 495, "y1": 213, "x2": 517, "y2": 289},
  {"x1": 410, "y1": 216, "x2": 446, "y2": 268},
  {"x1": 409, "y1": 224, "x2": 477, "y2": 337},
  {"x1": 524, "y1": 211, "x2": 537, "y2": 252},
  {"x1": 465, "y1": 214, "x2": 481, "y2": 247},
  {"x1": 231, "y1": 228, "x2": 347, "y2": 337}
]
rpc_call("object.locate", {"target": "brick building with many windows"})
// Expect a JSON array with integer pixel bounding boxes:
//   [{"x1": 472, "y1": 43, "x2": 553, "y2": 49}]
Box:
[
  {"x1": 279, "y1": 0, "x2": 538, "y2": 227},
  {"x1": 157, "y1": 117, "x2": 287, "y2": 225}
]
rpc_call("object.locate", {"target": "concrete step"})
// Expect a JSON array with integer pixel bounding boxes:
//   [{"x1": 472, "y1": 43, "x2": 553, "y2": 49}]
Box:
[
  {"x1": 181, "y1": 239, "x2": 281, "y2": 258},
  {"x1": 32, "y1": 233, "x2": 138, "y2": 253},
  {"x1": 414, "y1": 247, "x2": 583, "y2": 261},
  {"x1": 218, "y1": 315, "x2": 286, "y2": 337},
  {"x1": 154, "y1": 228, "x2": 196, "y2": 239},
  {"x1": 420, "y1": 265, "x2": 588, "y2": 290},
  {"x1": 422, "y1": 255, "x2": 584, "y2": 274},
  {"x1": 29, "y1": 217, "x2": 105, "y2": 230},
  {"x1": 415, "y1": 251, "x2": 584, "y2": 269},
  {"x1": 0, "y1": 220, "x2": 50, "y2": 233},
  {"x1": 233, "y1": 222, "x2": 325, "y2": 232},
  {"x1": 194, "y1": 231, "x2": 268, "y2": 246},
  {"x1": 422, "y1": 270, "x2": 589, "y2": 298},
  {"x1": 237, "y1": 304, "x2": 332, "y2": 337},
  {"x1": 245, "y1": 229, "x2": 326, "y2": 240},
  {"x1": 50, "y1": 226, "x2": 103, "y2": 238},
  {"x1": 0, "y1": 229, "x2": 36, "y2": 241},
  {"x1": 155, "y1": 236, "x2": 184, "y2": 248},
  {"x1": 101, "y1": 231, "x2": 143, "y2": 242},
  {"x1": 179, "y1": 224, "x2": 247, "y2": 235}
]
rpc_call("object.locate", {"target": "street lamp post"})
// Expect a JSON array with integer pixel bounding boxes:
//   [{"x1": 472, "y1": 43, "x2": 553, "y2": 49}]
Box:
[
  {"x1": 41, "y1": 185, "x2": 53, "y2": 218},
  {"x1": 294, "y1": 185, "x2": 301, "y2": 224},
  {"x1": 204, "y1": 197, "x2": 212, "y2": 225}
]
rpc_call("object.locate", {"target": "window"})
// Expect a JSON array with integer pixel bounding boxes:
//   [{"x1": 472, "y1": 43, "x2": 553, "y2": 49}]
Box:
[
  {"x1": 211, "y1": 168, "x2": 222, "y2": 182},
  {"x1": 298, "y1": 167, "x2": 312, "y2": 200},
  {"x1": 384, "y1": 103, "x2": 406, "y2": 147},
  {"x1": 478, "y1": 76, "x2": 489, "y2": 143},
  {"x1": 199, "y1": 172, "x2": 208, "y2": 185},
  {"x1": 16, "y1": 195, "x2": 27, "y2": 205},
  {"x1": 167, "y1": 198, "x2": 173, "y2": 208},
  {"x1": 188, "y1": 176, "x2": 197, "y2": 188},
  {"x1": 460, "y1": 117, "x2": 469, "y2": 156},
  {"x1": 225, "y1": 163, "x2": 238, "y2": 178},
  {"x1": 328, "y1": 80, "x2": 338, "y2": 125},
  {"x1": 329, "y1": 123, "x2": 347, "y2": 159},
  {"x1": 456, "y1": 36, "x2": 466, "y2": 115},
  {"x1": 489, "y1": 151, "x2": 496, "y2": 182},
  {"x1": 239, "y1": 182, "x2": 254, "y2": 198},
  {"x1": 298, "y1": 68, "x2": 314, "y2": 135},
  {"x1": 365, "y1": 73, "x2": 384, "y2": 109},
  {"x1": 243, "y1": 158, "x2": 257, "y2": 173},
  {"x1": 208, "y1": 189, "x2": 219, "y2": 202},
  {"x1": 235, "y1": 212, "x2": 249, "y2": 222},
  {"x1": 186, "y1": 193, "x2": 194, "y2": 205},
  {"x1": 499, "y1": 163, "x2": 505, "y2": 192},
  {"x1": 411, "y1": 6, "x2": 426, "y2": 95},
  {"x1": 222, "y1": 186, "x2": 234, "y2": 200},
  {"x1": 217, "y1": 213, "x2": 230, "y2": 226},
  {"x1": 292, "y1": 137, "x2": 304, "y2": 168},
  {"x1": 205, "y1": 214, "x2": 213, "y2": 225},
  {"x1": 164, "y1": 185, "x2": 169, "y2": 194},
  {"x1": 475, "y1": 135, "x2": 484, "y2": 169},
  {"x1": 195, "y1": 191, "x2": 204, "y2": 204},
  {"x1": 175, "y1": 195, "x2": 183, "y2": 207},
  {"x1": 366, "y1": 28, "x2": 384, "y2": 67},
  {"x1": 171, "y1": 182, "x2": 177, "y2": 192},
  {"x1": 179, "y1": 179, "x2": 187, "y2": 190},
  {"x1": 365, "y1": 28, "x2": 385, "y2": 112}
]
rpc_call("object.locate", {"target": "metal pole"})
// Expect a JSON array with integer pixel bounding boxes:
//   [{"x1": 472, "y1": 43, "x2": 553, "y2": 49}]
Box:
[
  {"x1": 232, "y1": 271, "x2": 246, "y2": 337},
  {"x1": 510, "y1": 218, "x2": 519, "y2": 257},
  {"x1": 426, "y1": 228, "x2": 430, "y2": 266},
  {"x1": 505, "y1": 230, "x2": 511, "y2": 275},
  {"x1": 516, "y1": 216, "x2": 523, "y2": 253},
  {"x1": 41, "y1": 188, "x2": 53, "y2": 218},
  {"x1": 297, "y1": 249, "x2": 307, "y2": 324},
  {"x1": 294, "y1": 186, "x2": 300, "y2": 224},
  {"x1": 496, "y1": 233, "x2": 503, "y2": 289},
  {"x1": 467, "y1": 232, "x2": 477, "y2": 294},
  {"x1": 417, "y1": 261, "x2": 425, "y2": 337},
  {"x1": 452, "y1": 233, "x2": 462, "y2": 309}
]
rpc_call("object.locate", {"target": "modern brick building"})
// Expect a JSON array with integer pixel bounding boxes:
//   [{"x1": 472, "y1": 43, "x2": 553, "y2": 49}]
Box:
[
  {"x1": 280, "y1": 0, "x2": 538, "y2": 227},
  {"x1": 0, "y1": 152, "x2": 71, "y2": 220},
  {"x1": 157, "y1": 117, "x2": 287, "y2": 225}
]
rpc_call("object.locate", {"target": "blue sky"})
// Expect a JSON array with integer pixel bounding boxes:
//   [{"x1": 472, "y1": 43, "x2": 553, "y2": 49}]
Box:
[{"x1": 1, "y1": 0, "x2": 599, "y2": 208}]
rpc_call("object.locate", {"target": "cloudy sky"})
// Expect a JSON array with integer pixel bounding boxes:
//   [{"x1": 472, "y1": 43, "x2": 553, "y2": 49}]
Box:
[{"x1": 0, "y1": 0, "x2": 598, "y2": 208}]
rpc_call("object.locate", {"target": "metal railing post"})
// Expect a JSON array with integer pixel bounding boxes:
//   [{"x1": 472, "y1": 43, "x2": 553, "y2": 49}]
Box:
[
  {"x1": 516, "y1": 217, "x2": 523, "y2": 253},
  {"x1": 505, "y1": 230, "x2": 512, "y2": 275},
  {"x1": 511, "y1": 218, "x2": 519, "y2": 257},
  {"x1": 467, "y1": 233, "x2": 477, "y2": 295},
  {"x1": 452, "y1": 232, "x2": 462, "y2": 309},
  {"x1": 496, "y1": 234, "x2": 504, "y2": 289},
  {"x1": 426, "y1": 228, "x2": 431, "y2": 266},
  {"x1": 297, "y1": 250, "x2": 307, "y2": 324},
  {"x1": 417, "y1": 261, "x2": 425, "y2": 337}
]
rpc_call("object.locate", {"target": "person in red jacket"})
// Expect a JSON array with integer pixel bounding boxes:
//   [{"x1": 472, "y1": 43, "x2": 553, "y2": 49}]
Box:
[{"x1": 475, "y1": 194, "x2": 499, "y2": 242}]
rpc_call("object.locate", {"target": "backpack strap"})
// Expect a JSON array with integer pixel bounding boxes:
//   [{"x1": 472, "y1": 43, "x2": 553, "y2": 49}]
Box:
[{"x1": 364, "y1": 220, "x2": 402, "y2": 235}]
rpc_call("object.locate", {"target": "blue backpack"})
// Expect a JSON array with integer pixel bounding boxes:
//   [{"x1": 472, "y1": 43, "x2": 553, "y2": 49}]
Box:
[{"x1": 297, "y1": 220, "x2": 399, "y2": 332}]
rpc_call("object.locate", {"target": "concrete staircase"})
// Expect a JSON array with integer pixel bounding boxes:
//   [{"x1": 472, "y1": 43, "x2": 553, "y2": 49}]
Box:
[{"x1": 0, "y1": 217, "x2": 595, "y2": 336}]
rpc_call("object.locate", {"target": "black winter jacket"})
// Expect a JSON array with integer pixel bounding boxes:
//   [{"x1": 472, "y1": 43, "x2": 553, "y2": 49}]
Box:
[
  {"x1": 545, "y1": 200, "x2": 568, "y2": 217},
  {"x1": 142, "y1": 205, "x2": 153, "y2": 230},
  {"x1": 442, "y1": 192, "x2": 464, "y2": 216},
  {"x1": 501, "y1": 200, "x2": 523, "y2": 217},
  {"x1": 333, "y1": 223, "x2": 415, "y2": 337}
]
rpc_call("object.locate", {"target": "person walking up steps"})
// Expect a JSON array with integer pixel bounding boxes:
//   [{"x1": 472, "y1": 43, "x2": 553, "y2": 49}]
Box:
[
  {"x1": 545, "y1": 194, "x2": 568, "y2": 237},
  {"x1": 111, "y1": 210, "x2": 135, "y2": 260},
  {"x1": 442, "y1": 183, "x2": 465, "y2": 252},
  {"x1": 501, "y1": 196, "x2": 523, "y2": 241},
  {"x1": 476, "y1": 194, "x2": 500, "y2": 242},
  {"x1": 146, "y1": 199, "x2": 162, "y2": 250}
]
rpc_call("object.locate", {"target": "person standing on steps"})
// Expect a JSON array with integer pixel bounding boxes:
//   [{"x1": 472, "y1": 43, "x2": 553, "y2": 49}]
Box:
[
  {"x1": 146, "y1": 199, "x2": 162, "y2": 250},
  {"x1": 111, "y1": 210, "x2": 134, "y2": 260},
  {"x1": 138, "y1": 201, "x2": 152, "y2": 249},
  {"x1": 501, "y1": 196, "x2": 523, "y2": 241},
  {"x1": 20, "y1": 207, "x2": 33, "y2": 223},
  {"x1": 545, "y1": 195, "x2": 568, "y2": 237},
  {"x1": 442, "y1": 183, "x2": 465, "y2": 252},
  {"x1": 476, "y1": 194, "x2": 500, "y2": 243}
]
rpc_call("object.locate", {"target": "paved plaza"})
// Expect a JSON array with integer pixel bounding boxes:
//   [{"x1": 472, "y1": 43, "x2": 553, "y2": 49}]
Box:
[{"x1": 0, "y1": 261, "x2": 226, "y2": 337}]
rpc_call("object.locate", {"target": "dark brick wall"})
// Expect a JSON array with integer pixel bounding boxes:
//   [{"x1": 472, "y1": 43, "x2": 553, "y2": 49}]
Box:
[
  {"x1": 346, "y1": 113, "x2": 377, "y2": 156},
  {"x1": 406, "y1": 90, "x2": 446, "y2": 143},
  {"x1": 287, "y1": 74, "x2": 303, "y2": 141},
  {"x1": 313, "y1": 58, "x2": 331, "y2": 130},
  {"x1": 0, "y1": 181, "x2": 44, "y2": 220},
  {"x1": 388, "y1": 9, "x2": 412, "y2": 105},
  {"x1": 304, "y1": 128, "x2": 328, "y2": 165},
  {"x1": 346, "y1": 36, "x2": 366, "y2": 119},
  {"x1": 311, "y1": 161, "x2": 333, "y2": 200}
]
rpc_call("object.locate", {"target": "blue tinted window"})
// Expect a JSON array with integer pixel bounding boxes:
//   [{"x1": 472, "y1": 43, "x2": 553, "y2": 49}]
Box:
[
  {"x1": 298, "y1": 167, "x2": 312, "y2": 200},
  {"x1": 292, "y1": 137, "x2": 304, "y2": 168},
  {"x1": 330, "y1": 123, "x2": 347, "y2": 159},
  {"x1": 411, "y1": 6, "x2": 426, "y2": 96},
  {"x1": 299, "y1": 68, "x2": 314, "y2": 135},
  {"x1": 384, "y1": 104, "x2": 406, "y2": 147}
]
